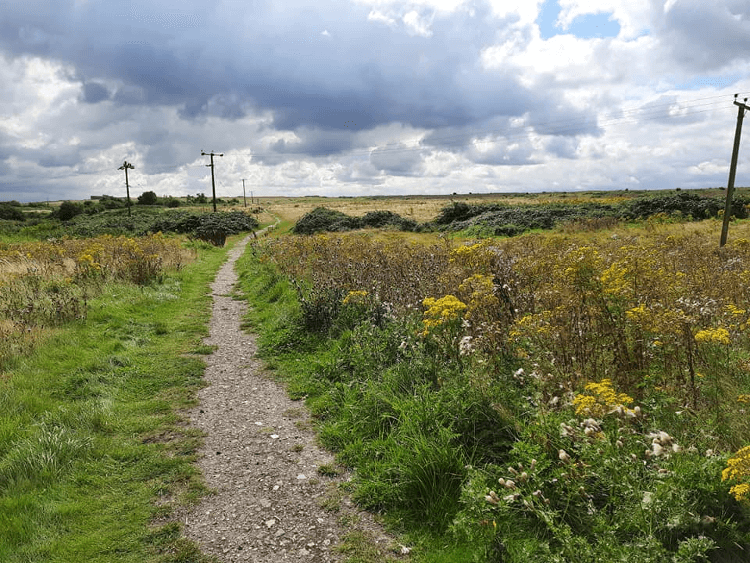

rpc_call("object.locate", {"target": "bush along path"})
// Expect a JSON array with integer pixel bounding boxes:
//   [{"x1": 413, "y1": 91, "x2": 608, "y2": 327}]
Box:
[{"x1": 183, "y1": 234, "x2": 401, "y2": 562}]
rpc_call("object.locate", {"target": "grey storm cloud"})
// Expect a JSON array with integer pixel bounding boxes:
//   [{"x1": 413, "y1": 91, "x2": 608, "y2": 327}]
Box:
[
  {"x1": 659, "y1": 0, "x2": 750, "y2": 72},
  {"x1": 369, "y1": 144, "x2": 424, "y2": 175},
  {"x1": 81, "y1": 81, "x2": 109, "y2": 104},
  {"x1": 0, "y1": 0, "x2": 539, "y2": 140}
]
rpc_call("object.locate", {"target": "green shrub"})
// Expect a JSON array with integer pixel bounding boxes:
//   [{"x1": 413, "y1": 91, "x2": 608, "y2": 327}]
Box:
[
  {"x1": 55, "y1": 201, "x2": 84, "y2": 221},
  {"x1": 293, "y1": 207, "x2": 416, "y2": 234},
  {"x1": 0, "y1": 205, "x2": 25, "y2": 221},
  {"x1": 137, "y1": 191, "x2": 158, "y2": 205},
  {"x1": 433, "y1": 192, "x2": 750, "y2": 237}
]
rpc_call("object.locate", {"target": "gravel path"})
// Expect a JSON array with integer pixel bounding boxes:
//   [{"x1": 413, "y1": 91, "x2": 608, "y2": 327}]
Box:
[{"x1": 183, "y1": 234, "x2": 399, "y2": 562}]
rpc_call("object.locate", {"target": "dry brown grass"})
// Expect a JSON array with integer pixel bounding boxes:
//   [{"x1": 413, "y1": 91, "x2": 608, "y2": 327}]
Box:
[
  {"x1": 253, "y1": 191, "x2": 648, "y2": 226},
  {"x1": 258, "y1": 217, "x2": 750, "y2": 420}
]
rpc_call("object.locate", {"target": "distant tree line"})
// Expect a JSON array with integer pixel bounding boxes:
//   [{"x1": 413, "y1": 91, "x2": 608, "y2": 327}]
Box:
[{"x1": 42, "y1": 192, "x2": 242, "y2": 222}]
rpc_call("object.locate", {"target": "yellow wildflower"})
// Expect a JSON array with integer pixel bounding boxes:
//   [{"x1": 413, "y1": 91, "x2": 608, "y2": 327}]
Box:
[
  {"x1": 573, "y1": 378, "x2": 635, "y2": 418},
  {"x1": 694, "y1": 327, "x2": 731, "y2": 346},
  {"x1": 421, "y1": 295, "x2": 467, "y2": 333},
  {"x1": 342, "y1": 290, "x2": 368, "y2": 305},
  {"x1": 723, "y1": 446, "x2": 750, "y2": 502}
]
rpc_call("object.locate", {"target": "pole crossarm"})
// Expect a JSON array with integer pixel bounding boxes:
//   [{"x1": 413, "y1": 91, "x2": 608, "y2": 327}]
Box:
[{"x1": 720, "y1": 96, "x2": 749, "y2": 247}]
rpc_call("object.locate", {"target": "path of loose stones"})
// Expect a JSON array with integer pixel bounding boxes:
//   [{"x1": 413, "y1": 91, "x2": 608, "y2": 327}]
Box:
[{"x1": 183, "y1": 234, "x2": 398, "y2": 562}]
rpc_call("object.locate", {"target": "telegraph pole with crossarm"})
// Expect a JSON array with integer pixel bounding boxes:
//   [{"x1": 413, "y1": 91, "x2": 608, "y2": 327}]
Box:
[
  {"x1": 118, "y1": 161, "x2": 135, "y2": 217},
  {"x1": 201, "y1": 151, "x2": 223, "y2": 212},
  {"x1": 720, "y1": 95, "x2": 749, "y2": 247}
]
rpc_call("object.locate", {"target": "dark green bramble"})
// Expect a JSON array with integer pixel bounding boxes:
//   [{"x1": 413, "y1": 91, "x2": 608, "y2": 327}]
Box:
[{"x1": 292, "y1": 207, "x2": 417, "y2": 235}]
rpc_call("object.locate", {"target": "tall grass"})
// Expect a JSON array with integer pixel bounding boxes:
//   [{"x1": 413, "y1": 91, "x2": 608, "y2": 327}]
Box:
[{"x1": 0, "y1": 234, "x2": 194, "y2": 369}]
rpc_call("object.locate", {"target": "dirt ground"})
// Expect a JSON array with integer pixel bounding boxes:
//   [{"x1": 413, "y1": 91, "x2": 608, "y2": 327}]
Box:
[{"x1": 182, "y1": 234, "x2": 403, "y2": 562}]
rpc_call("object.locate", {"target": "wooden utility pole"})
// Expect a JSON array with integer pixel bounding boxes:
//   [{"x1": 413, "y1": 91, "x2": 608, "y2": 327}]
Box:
[
  {"x1": 201, "y1": 151, "x2": 223, "y2": 212},
  {"x1": 118, "y1": 161, "x2": 135, "y2": 217},
  {"x1": 242, "y1": 178, "x2": 247, "y2": 208},
  {"x1": 720, "y1": 95, "x2": 749, "y2": 247}
]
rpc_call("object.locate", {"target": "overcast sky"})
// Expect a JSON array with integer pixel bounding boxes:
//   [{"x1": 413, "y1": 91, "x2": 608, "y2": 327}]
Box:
[{"x1": 0, "y1": 0, "x2": 749, "y2": 202}]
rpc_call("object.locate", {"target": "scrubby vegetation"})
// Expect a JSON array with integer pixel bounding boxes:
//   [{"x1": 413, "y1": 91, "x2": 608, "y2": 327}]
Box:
[
  {"x1": 0, "y1": 204, "x2": 26, "y2": 221},
  {"x1": 2, "y1": 208, "x2": 259, "y2": 242},
  {"x1": 238, "y1": 220, "x2": 750, "y2": 562},
  {"x1": 293, "y1": 206, "x2": 417, "y2": 234},
  {"x1": 434, "y1": 191, "x2": 750, "y2": 236},
  {"x1": 0, "y1": 234, "x2": 195, "y2": 368},
  {"x1": 291, "y1": 192, "x2": 750, "y2": 238}
]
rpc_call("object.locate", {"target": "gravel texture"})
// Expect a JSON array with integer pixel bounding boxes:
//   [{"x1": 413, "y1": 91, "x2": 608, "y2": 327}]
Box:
[{"x1": 183, "y1": 234, "x2": 400, "y2": 562}]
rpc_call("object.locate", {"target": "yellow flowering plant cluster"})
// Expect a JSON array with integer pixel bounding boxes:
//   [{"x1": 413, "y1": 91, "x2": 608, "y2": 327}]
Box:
[
  {"x1": 503, "y1": 227, "x2": 750, "y2": 406},
  {"x1": 459, "y1": 274, "x2": 498, "y2": 321},
  {"x1": 694, "y1": 327, "x2": 731, "y2": 346},
  {"x1": 449, "y1": 241, "x2": 498, "y2": 276},
  {"x1": 573, "y1": 378, "x2": 636, "y2": 418},
  {"x1": 455, "y1": 273, "x2": 515, "y2": 356},
  {"x1": 342, "y1": 290, "x2": 369, "y2": 305},
  {"x1": 722, "y1": 446, "x2": 750, "y2": 502},
  {"x1": 421, "y1": 295, "x2": 467, "y2": 335},
  {"x1": 262, "y1": 223, "x2": 750, "y2": 412}
]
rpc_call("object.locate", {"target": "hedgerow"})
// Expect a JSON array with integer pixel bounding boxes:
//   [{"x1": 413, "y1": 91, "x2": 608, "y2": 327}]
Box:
[
  {"x1": 54, "y1": 209, "x2": 258, "y2": 241},
  {"x1": 432, "y1": 192, "x2": 750, "y2": 237}
]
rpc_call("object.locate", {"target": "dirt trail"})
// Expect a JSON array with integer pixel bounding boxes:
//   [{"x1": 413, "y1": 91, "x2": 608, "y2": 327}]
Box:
[{"x1": 183, "y1": 234, "x2": 396, "y2": 562}]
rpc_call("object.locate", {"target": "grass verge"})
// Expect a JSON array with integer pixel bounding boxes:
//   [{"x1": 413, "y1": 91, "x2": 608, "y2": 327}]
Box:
[{"x1": 0, "y1": 236, "x2": 236, "y2": 562}]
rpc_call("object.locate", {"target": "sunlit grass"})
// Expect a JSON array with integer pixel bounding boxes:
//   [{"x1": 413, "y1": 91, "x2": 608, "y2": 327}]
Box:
[{"x1": 0, "y1": 236, "x2": 234, "y2": 562}]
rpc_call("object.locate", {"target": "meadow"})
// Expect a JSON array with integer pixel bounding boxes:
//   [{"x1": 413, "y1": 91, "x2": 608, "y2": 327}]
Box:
[
  {"x1": 237, "y1": 196, "x2": 750, "y2": 562},
  {"x1": 4, "y1": 191, "x2": 750, "y2": 562}
]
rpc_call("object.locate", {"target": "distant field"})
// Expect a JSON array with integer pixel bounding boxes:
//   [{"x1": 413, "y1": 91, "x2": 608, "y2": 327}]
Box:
[
  {"x1": 253, "y1": 187, "x2": 737, "y2": 224},
  {"x1": 13, "y1": 186, "x2": 745, "y2": 229}
]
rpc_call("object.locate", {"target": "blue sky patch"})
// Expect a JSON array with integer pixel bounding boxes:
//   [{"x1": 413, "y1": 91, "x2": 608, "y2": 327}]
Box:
[
  {"x1": 537, "y1": 0, "x2": 621, "y2": 40},
  {"x1": 672, "y1": 75, "x2": 742, "y2": 91}
]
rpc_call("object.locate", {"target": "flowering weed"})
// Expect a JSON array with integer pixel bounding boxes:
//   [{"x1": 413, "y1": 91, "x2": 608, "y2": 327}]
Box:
[{"x1": 241, "y1": 220, "x2": 750, "y2": 562}]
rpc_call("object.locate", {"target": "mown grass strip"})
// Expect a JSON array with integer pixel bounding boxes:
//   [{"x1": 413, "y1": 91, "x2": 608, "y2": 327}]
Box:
[{"x1": 0, "y1": 237, "x2": 236, "y2": 562}]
